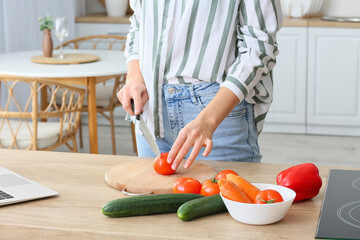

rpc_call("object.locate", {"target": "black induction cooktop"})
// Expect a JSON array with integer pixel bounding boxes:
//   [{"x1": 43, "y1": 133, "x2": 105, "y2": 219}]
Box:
[{"x1": 316, "y1": 169, "x2": 360, "y2": 239}]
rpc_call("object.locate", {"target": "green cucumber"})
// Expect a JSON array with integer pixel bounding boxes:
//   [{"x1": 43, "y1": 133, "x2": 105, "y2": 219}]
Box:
[
  {"x1": 102, "y1": 193, "x2": 203, "y2": 218},
  {"x1": 177, "y1": 194, "x2": 227, "y2": 221}
]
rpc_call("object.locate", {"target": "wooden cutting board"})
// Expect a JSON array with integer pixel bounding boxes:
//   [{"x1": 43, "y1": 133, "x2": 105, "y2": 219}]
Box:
[
  {"x1": 30, "y1": 53, "x2": 99, "y2": 65},
  {"x1": 105, "y1": 159, "x2": 217, "y2": 194}
]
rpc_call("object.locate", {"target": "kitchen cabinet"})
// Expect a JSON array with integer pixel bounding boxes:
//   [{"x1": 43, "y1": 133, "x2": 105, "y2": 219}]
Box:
[
  {"x1": 75, "y1": 14, "x2": 130, "y2": 37},
  {"x1": 264, "y1": 27, "x2": 308, "y2": 134},
  {"x1": 76, "y1": 22, "x2": 130, "y2": 37},
  {"x1": 265, "y1": 23, "x2": 360, "y2": 137},
  {"x1": 307, "y1": 27, "x2": 360, "y2": 136}
]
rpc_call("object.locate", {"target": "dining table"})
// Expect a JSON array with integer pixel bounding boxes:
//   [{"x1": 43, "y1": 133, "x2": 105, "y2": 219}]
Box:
[
  {"x1": 0, "y1": 49, "x2": 127, "y2": 154},
  {"x1": 1, "y1": 149, "x2": 359, "y2": 239}
]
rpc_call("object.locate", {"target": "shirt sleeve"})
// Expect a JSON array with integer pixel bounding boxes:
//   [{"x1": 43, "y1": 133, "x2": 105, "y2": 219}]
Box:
[
  {"x1": 221, "y1": 0, "x2": 283, "y2": 103},
  {"x1": 124, "y1": 0, "x2": 141, "y2": 63}
]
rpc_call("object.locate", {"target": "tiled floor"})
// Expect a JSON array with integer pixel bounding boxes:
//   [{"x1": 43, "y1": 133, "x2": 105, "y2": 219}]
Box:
[{"x1": 55, "y1": 122, "x2": 360, "y2": 168}]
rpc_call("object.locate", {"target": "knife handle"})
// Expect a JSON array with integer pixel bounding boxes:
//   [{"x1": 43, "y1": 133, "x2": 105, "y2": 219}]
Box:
[{"x1": 130, "y1": 99, "x2": 140, "y2": 121}]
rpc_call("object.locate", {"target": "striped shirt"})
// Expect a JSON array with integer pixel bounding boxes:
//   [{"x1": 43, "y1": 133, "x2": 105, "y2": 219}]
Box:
[{"x1": 125, "y1": 0, "x2": 283, "y2": 139}]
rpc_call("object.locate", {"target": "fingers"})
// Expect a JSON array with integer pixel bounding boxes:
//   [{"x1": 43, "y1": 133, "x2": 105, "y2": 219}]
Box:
[
  {"x1": 132, "y1": 95, "x2": 142, "y2": 115},
  {"x1": 117, "y1": 90, "x2": 134, "y2": 115},
  {"x1": 202, "y1": 139, "x2": 213, "y2": 157},
  {"x1": 167, "y1": 131, "x2": 187, "y2": 169},
  {"x1": 117, "y1": 83, "x2": 148, "y2": 116},
  {"x1": 184, "y1": 142, "x2": 202, "y2": 169},
  {"x1": 183, "y1": 139, "x2": 213, "y2": 169},
  {"x1": 116, "y1": 89, "x2": 123, "y2": 104},
  {"x1": 170, "y1": 138, "x2": 193, "y2": 171},
  {"x1": 168, "y1": 128, "x2": 213, "y2": 171},
  {"x1": 120, "y1": 91, "x2": 135, "y2": 116},
  {"x1": 141, "y1": 91, "x2": 149, "y2": 112}
]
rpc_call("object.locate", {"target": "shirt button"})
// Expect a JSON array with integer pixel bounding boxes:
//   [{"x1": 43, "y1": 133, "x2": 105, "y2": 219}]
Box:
[{"x1": 168, "y1": 88, "x2": 175, "y2": 94}]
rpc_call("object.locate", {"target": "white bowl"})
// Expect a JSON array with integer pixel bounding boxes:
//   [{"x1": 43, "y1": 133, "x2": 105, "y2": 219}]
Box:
[{"x1": 220, "y1": 183, "x2": 296, "y2": 225}]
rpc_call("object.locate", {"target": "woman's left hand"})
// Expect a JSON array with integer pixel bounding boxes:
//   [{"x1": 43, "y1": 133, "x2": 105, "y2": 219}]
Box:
[{"x1": 167, "y1": 116, "x2": 215, "y2": 170}]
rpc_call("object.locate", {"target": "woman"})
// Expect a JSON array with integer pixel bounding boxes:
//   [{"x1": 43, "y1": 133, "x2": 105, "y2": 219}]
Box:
[{"x1": 117, "y1": 0, "x2": 282, "y2": 170}]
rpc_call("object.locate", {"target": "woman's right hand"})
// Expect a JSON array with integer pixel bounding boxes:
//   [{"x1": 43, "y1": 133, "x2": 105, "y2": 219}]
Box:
[{"x1": 117, "y1": 60, "x2": 149, "y2": 116}]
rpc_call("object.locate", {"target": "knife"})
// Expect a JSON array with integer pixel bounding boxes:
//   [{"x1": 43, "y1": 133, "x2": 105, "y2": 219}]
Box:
[{"x1": 131, "y1": 99, "x2": 161, "y2": 157}]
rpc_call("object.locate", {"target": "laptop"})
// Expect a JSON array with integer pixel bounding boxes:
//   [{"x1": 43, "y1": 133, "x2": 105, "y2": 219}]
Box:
[{"x1": 0, "y1": 166, "x2": 58, "y2": 206}]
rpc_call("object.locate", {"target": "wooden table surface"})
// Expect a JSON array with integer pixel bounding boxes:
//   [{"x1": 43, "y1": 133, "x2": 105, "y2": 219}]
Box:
[{"x1": 1, "y1": 149, "x2": 358, "y2": 240}]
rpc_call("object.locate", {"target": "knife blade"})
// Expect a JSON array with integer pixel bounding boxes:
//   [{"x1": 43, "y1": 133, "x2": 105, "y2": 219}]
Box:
[
  {"x1": 131, "y1": 99, "x2": 161, "y2": 157},
  {"x1": 138, "y1": 114, "x2": 161, "y2": 157}
]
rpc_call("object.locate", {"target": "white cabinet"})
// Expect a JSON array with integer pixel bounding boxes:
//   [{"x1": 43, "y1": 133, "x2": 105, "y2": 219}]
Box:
[
  {"x1": 264, "y1": 27, "x2": 308, "y2": 134},
  {"x1": 307, "y1": 27, "x2": 360, "y2": 136},
  {"x1": 265, "y1": 26, "x2": 360, "y2": 137},
  {"x1": 75, "y1": 23, "x2": 130, "y2": 37}
]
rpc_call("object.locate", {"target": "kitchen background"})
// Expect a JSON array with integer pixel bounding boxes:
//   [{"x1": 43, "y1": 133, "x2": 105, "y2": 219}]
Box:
[{"x1": 1, "y1": 0, "x2": 360, "y2": 166}]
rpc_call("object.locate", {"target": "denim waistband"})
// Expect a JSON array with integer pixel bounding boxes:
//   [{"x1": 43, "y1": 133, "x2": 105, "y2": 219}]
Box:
[{"x1": 163, "y1": 83, "x2": 220, "y2": 100}]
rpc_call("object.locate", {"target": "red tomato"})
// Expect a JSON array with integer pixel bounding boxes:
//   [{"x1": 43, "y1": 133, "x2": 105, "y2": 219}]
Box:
[
  {"x1": 215, "y1": 169, "x2": 238, "y2": 180},
  {"x1": 153, "y1": 152, "x2": 175, "y2": 175},
  {"x1": 254, "y1": 189, "x2": 284, "y2": 204},
  {"x1": 200, "y1": 178, "x2": 220, "y2": 196},
  {"x1": 173, "y1": 177, "x2": 202, "y2": 194}
]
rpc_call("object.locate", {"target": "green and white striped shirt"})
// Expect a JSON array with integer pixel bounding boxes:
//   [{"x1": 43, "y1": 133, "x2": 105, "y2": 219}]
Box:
[{"x1": 125, "y1": 0, "x2": 282, "y2": 139}]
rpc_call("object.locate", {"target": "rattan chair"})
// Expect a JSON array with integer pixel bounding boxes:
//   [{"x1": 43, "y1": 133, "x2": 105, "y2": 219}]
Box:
[
  {"x1": 56, "y1": 35, "x2": 137, "y2": 155},
  {"x1": 0, "y1": 76, "x2": 84, "y2": 151}
]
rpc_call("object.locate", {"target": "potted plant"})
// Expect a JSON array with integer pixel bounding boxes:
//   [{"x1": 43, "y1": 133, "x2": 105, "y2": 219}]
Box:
[{"x1": 38, "y1": 14, "x2": 54, "y2": 57}]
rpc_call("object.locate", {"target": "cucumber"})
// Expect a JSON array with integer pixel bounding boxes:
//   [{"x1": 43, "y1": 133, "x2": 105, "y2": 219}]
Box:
[
  {"x1": 102, "y1": 193, "x2": 203, "y2": 218},
  {"x1": 177, "y1": 194, "x2": 227, "y2": 221}
]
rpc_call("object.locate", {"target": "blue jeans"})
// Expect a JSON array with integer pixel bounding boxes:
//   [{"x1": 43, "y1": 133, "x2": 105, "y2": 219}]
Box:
[{"x1": 136, "y1": 82, "x2": 261, "y2": 162}]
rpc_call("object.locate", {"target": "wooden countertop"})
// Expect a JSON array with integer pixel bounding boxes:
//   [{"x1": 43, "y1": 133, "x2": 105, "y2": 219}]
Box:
[
  {"x1": 281, "y1": 16, "x2": 360, "y2": 28},
  {"x1": 307, "y1": 17, "x2": 360, "y2": 28},
  {"x1": 76, "y1": 13, "x2": 131, "y2": 24},
  {"x1": 1, "y1": 149, "x2": 359, "y2": 239},
  {"x1": 76, "y1": 13, "x2": 360, "y2": 28}
]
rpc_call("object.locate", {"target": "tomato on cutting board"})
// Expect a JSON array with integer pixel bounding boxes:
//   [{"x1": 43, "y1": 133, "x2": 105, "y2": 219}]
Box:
[
  {"x1": 173, "y1": 177, "x2": 202, "y2": 194},
  {"x1": 153, "y1": 152, "x2": 176, "y2": 175},
  {"x1": 254, "y1": 189, "x2": 284, "y2": 204},
  {"x1": 215, "y1": 169, "x2": 238, "y2": 180}
]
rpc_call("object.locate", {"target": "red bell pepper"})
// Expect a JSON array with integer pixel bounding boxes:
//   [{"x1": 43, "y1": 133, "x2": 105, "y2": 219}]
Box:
[{"x1": 276, "y1": 163, "x2": 322, "y2": 202}]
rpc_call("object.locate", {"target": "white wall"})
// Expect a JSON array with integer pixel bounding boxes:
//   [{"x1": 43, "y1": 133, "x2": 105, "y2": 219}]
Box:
[
  {"x1": 0, "y1": 0, "x2": 86, "y2": 53},
  {"x1": 86, "y1": 0, "x2": 106, "y2": 14}
]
